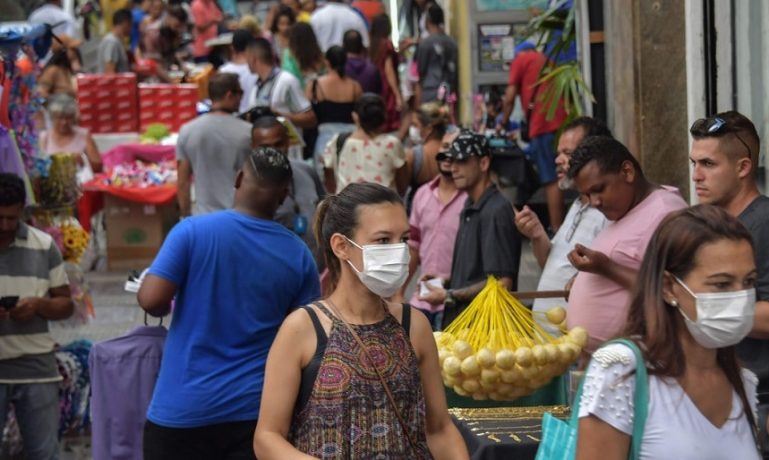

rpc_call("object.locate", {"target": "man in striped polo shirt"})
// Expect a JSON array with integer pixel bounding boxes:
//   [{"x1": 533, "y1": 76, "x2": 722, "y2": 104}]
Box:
[{"x1": 0, "y1": 173, "x2": 73, "y2": 459}]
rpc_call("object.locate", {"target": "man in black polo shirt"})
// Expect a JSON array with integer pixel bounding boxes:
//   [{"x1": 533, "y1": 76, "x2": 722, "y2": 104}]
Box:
[{"x1": 419, "y1": 130, "x2": 522, "y2": 328}]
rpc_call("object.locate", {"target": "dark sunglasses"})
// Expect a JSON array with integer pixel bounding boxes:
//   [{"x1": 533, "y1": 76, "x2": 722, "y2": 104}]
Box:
[{"x1": 690, "y1": 116, "x2": 752, "y2": 159}]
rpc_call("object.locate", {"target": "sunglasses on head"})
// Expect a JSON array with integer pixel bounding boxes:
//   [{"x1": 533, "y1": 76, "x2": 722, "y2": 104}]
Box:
[{"x1": 691, "y1": 116, "x2": 752, "y2": 159}]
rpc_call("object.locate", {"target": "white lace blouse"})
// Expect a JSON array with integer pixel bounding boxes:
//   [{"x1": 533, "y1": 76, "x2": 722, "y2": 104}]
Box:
[{"x1": 578, "y1": 343, "x2": 760, "y2": 460}]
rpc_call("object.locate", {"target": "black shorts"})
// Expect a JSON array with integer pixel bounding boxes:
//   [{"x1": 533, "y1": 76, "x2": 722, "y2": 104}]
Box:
[{"x1": 143, "y1": 419, "x2": 258, "y2": 460}]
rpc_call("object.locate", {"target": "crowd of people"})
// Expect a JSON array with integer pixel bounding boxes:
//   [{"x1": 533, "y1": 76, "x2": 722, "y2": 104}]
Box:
[{"x1": 2, "y1": 1, "x2": 769, "y2": 459}]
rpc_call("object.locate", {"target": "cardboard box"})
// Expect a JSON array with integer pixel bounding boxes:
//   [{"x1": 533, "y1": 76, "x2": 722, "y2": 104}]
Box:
[
  {"x1": 77, "y1": 73, "x2": 139, "y2": 134},
  {"x1": 113, "y1": 121, "x2": 138, "y2": 133},
  {"x1": 137, "y1": 83, "x2": 199, "y2": 133},
  {"x1": 104, "y1": 195, "x2": 178, "y2": 270},
  {"x1": 92, "y1": 122, "x2": 115, "y2": 133}
]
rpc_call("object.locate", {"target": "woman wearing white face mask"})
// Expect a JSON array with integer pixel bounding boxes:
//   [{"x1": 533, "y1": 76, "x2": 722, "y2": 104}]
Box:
[
  {"x1": 405, "y1": 102, "x2": 451, "y2": 189},
  {"x1": 254, "y1": 182, "x2": 469, "y2": 460},
  {"x1": 575, "y1": 205, "x2": 760, "y2": 460}
]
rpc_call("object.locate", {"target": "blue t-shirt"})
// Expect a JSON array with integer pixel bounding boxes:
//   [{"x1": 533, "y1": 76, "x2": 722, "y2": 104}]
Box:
[
  {"x1": 130, "y1": 7, "x2": 145, "y2": 51},
  {"x1": 146, "y1": 210, "x2": 320, "y2": 428}
]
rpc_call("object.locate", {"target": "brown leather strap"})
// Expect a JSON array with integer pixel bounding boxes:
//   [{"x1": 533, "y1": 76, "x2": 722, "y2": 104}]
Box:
[{"x1": 324, "y1": 299, "x2": 420, "y2": 455}]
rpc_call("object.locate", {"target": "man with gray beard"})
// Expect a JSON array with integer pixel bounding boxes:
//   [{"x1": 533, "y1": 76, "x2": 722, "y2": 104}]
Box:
[{"x1": 514, "y1": 117, "x2": 612, "y2": 333}]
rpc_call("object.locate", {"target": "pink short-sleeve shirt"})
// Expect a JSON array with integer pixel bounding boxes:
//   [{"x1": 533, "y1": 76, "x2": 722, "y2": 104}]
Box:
[{"x1": 566, "y1": 186, "x2": 687, "y2": 352}]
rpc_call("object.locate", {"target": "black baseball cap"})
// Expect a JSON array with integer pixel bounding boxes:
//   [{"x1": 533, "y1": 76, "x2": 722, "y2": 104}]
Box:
[{"x1": 436, "y1": 129, "x2": 490, "y2": 161}]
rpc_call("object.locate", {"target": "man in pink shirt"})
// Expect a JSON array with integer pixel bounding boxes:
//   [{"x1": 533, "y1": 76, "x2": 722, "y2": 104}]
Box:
[
  {"x1": 191, "y1": 0, "x2": 223, "y2": 62},
  {"x1": 397, "y1": 129, "x2": 466, "y2": 330},
  {"x1": 565, "y1": 136, "x2": 687, "y2": 353}
]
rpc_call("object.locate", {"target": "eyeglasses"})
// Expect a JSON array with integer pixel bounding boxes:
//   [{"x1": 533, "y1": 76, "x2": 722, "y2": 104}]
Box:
[
  {"x1": 690, "y1": 116, "x2": 752, "y2": 159},
  {"x1": 565, "y1": 203, "x2": 587, "y2": 243}
]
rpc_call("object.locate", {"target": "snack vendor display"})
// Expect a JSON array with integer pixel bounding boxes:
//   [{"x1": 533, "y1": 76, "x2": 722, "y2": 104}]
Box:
[{"x1": 435, "y1": 277, "x2": 588, "y2": 401}]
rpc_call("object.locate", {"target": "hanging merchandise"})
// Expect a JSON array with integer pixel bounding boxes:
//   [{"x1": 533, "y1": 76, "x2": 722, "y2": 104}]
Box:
[
  {"x1": 0, "y1": 25, "x2": 93, "y2": 326},
  {"x1": 434, "y1": 277, "x2": 588, "y2": 401},
  {"x1": 56, "y1": 340, "x2": 93, "y2": 436}
]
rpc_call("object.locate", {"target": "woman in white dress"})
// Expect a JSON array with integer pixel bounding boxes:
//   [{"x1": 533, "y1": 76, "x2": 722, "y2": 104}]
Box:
[{"x1": 576, "y1": 204, "x2": 760, "y2": 460}]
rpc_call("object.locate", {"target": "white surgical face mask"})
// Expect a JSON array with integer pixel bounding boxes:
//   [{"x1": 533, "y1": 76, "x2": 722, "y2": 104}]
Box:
[
  {"x1": 673, "y1": 276, "x2": 755, "y2": 349},
  {"x1": 346, "y1": 238, "x2": 410, "y2": 298},
  {"x1": 409, "y1": 126, "x2": 423, "y2": 145}
]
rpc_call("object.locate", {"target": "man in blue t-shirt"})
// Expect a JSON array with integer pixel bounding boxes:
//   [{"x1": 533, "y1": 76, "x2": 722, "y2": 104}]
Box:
[{"x1": 138, "y1": 148, "x2": 321, "y2": 460}]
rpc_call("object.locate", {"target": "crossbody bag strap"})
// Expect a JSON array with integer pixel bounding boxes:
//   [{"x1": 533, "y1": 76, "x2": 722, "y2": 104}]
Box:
[
  {"x1": 569, "y1": 338, "x2": 649, "y2": 460},
  {"x1": 525, "y1": 82, "x2": 542, "y2": 123},
  {"x1": 324, "y1": 299, "x2": 420, "y2": 454},
  {"x1": 335, "y1": 132, "x2": 352, "y2": 168},
  {"x1": 612, "y1": 338, "x2": 649, "y2": 460}
]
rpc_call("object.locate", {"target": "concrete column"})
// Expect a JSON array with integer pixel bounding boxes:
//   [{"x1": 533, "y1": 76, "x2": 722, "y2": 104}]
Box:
[{"x1": 604, "y1": 0, "x2": 690, "y2": 199}]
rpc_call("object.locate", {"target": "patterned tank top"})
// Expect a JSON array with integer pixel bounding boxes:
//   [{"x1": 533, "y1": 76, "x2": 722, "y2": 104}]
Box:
[{"x1": 288, "y1": 302, "x2": 432, "y2": 459}]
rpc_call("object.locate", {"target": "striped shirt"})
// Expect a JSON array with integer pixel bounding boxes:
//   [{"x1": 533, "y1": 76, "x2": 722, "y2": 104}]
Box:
[{"x1": 0, "y1": 223, "x2": 69, "y2": 383}]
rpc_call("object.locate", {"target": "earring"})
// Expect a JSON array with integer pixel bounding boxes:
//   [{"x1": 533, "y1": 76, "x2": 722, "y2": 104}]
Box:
[{"x1": 669, "y1": 299, "x2": 678, "y2": 307}]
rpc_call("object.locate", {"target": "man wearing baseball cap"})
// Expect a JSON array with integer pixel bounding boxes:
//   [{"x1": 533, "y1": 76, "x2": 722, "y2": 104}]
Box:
[{"x1": 419, "y1": 129, "x2": 522, "y2": 328}]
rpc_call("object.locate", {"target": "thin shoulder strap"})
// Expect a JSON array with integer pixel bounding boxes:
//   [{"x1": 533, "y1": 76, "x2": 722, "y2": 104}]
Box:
[
  {"x1": 312, "y1": 301, "x2": 334, "y2": 322},
  {"x1": 401, "y1": 304, "x2": 411, "y2": 337},
  {"x1": 301, "y1": 305, "x2": 328, "y2": 344},
  {"x1": 311, "y1": 79, "x2": 317, "y2": 102},
  {"x1": 335, "y1": 132, "x2": 352, "y2": 168}
]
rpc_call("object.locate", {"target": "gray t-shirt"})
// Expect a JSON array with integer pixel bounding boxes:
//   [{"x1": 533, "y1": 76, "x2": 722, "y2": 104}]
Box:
[
  {"x1": 176, "y1": 113, "x2": 253, "y2": 215},
  {"x1": 737, "y1": 195, "x2": 769, "y2": 393},
  {"x1": 97, "y1": 32, "x2": 130, "y2": 73},
  {"x1": 415, "y1": 32, "x2": 458, "y2": 103},
  {"x1": 275, "y1": 159, "x2": 325, "y2": 268}
]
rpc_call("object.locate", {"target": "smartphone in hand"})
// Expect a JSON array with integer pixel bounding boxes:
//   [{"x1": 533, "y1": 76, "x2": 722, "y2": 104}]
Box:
[
  {"x1": 0, "y1": 296, "x2": 19, "y2": 310},
  {"x1": 419, "y1": 278, "x2": 444, "y2": 297}
]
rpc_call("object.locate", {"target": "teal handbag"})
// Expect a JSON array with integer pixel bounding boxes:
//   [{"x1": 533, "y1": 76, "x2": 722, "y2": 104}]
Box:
[{"x1": 535, "y1": 338, "x2": 649, "y2": 460}]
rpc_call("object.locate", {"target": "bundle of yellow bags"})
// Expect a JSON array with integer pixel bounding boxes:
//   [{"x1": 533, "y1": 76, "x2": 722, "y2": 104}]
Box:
[{"x1": 434, "y1": 277, "x2": 588, "y2": 401}]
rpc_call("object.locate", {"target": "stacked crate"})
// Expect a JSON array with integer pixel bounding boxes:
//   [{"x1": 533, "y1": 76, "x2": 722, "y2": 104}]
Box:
[
  {"x1": 138, "y1": 83, "x2": 199, "y2": 132},
  {"x1": 77, "y1": 74, "x2": 138, "y2": 134}
]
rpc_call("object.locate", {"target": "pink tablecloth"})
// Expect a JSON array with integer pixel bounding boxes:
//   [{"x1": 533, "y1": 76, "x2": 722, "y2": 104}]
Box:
[
  {"x1": 101, "y1": 144, "x2": 176, "y2": 169},
  {"x1": 79, "y1": 144, "x2": 178, "y2": 227}
]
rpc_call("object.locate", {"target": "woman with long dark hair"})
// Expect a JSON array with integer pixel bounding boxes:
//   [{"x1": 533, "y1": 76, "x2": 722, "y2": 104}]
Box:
[
  {"x1": 576, "y1": 205, "x2": 760, "y2": 459},
  {"x1": 268, "y1": 4, "x2": 295, "y2": 64},
  {"x1": 307, "y1": 45, "x2": 361, "y2": 176},
  {"x1": 369, "y1": 14, "x2": 403, "y2": 133},
  {"x1": 282, "y1": 21, "x2": 324, "y2": 89},
  {"x1": 253, "y1": 182, "x2": 469, "y2": 459}
]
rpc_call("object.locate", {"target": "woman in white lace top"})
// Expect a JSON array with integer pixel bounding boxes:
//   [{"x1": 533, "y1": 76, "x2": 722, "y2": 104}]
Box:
[{"x1": 576, "y1": 205, "x2": 760, "y2": 460}]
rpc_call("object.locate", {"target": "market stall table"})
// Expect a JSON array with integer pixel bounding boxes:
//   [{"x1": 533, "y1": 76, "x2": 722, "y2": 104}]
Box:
[
  {"x1": 81, "y1": 143, "x2": 179, "y2": 269},
  {"x1": 451, "y1": 405, "x2": 569, "y2": 460}
]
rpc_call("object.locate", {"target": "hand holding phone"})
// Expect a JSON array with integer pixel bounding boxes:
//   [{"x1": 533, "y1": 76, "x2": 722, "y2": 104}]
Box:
[{"x1": 0, "y1": 296, "x2": 19, "y2": 310}]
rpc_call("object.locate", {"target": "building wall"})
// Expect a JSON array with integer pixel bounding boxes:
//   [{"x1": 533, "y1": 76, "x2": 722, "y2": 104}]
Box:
[{"x1": 604, "y1": 0, "x2": 691, "y2": 199}]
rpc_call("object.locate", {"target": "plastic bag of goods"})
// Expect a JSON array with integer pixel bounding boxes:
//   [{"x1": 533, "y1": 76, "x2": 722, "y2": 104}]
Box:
[{"x1": 434, "y1": 276, "x2": 588, "y2": 401}]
